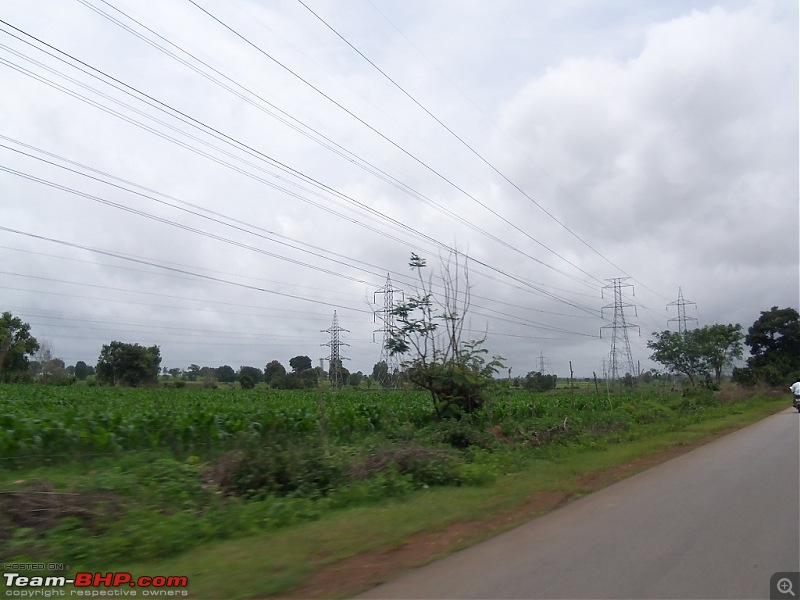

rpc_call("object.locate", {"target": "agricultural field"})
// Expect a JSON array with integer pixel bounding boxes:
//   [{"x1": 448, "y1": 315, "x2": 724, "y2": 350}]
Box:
[{"x1": 0, "y1": 382, "x2": 782, "y2": 585}]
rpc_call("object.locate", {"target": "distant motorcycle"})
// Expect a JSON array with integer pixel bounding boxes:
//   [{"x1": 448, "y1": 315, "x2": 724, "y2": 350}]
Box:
[{"x1": 794, "y1": 395, "x2": 800, "y2": 413}]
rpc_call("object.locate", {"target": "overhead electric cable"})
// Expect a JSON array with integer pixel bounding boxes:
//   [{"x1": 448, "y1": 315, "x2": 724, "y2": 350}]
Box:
[
  {"x1": 295, "y1": 0, "x2": 614, "y2": 280},
  {"x1": 184, "y1": 0, "x2": 605, "y2": 286},
  {"x1": 0, "y1": 227, "x2": 373, "y2": 314},
  {"x1": 0, "y1": 17, "x2": 601, "y2": 291}
]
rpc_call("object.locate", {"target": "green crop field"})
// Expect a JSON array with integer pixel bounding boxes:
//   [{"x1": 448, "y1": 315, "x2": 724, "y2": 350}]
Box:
[
  {"x1": 0, "y1": 381, "x2": 784, "y2": 596},
  {"x1": 0, "y1": 383, "x2": 682, "y2": 462}
]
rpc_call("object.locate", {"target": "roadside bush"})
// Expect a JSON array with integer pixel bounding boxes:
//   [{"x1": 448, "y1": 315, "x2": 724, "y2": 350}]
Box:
[
  {"x1": 433, "y1": 418, "x2": 494, "y2": 449},
  {"x1": 206, "y1": 437, "x2": 343, "y2": 499},
  {"x1": 349, "y1": 444, "x2": 463, "y2": 487}
]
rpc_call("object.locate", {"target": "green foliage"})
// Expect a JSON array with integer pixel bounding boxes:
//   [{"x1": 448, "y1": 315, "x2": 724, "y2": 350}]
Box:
[
  {"x1": 289, "y1": 356, "x2": 312, "y2": 373},
  {"x1": 96, "y1": 341, "x2": 161, "y2": 387},
  {"x1": 208, "y1": 437, "x2": 342, "y2": 499},
  {"x1": 238, "y1": 365, "x2": 264, "y2": 385},
  {"x1": 264, "y1": 360, "x2": 287, "y2": 386},
  {"x1": 647, "y1": 324, "x2": 743, "y2": 385},
  {"x1": 73, "y1": 361, "x2": 92, "y2": 381},
  {"x1": 523, "y1": 371, "x2": 558, "y2": 392},
  {"x1": 215, "y1": 365, "x2": 236, "y2": 383},
  {"x1": 388, "y1": 253, "x2": 503, "y2": 419},
  {"x1": 740, "y1": 306, "x2": 800, "y2": 385},
  {"x1": 0, "y1": 382, "x2": 776, "y2": 570},
  {"x1": 0, "y1": 312, "x2": 39, "y2": 383}
]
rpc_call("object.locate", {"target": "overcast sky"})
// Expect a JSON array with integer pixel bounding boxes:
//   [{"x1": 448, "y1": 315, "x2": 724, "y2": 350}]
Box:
[{"x1": 0, "y1": 0, "x2": 797, "y2": 378}]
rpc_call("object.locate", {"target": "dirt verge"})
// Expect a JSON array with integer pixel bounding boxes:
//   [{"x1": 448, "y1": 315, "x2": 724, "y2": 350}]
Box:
[{"x1": 272, "y1": 422, "x2": 755, "y2": 599}]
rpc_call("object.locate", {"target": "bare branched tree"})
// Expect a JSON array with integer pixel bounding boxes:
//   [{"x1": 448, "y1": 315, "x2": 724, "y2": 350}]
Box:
[{"x1": 388, "y1": 251, "x2": 502, "y2": 419}]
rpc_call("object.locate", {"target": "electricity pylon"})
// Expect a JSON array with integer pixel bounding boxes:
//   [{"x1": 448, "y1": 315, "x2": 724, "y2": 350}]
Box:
[
  {"x1": 537, "y1": 351, "x2": 548, "y2": 375},
  {"x1": 601, "y1": 277, "x2": 639, "y2": 382},
  {"x1": 373, "y1": 274, "x2": 402, "y2": 386},
  {"x1": 667, "y1": 287, "x2": 698, "y2": 332},
  {"x1": 322, "y1": 311, "x2": 349, "y2": 386}
]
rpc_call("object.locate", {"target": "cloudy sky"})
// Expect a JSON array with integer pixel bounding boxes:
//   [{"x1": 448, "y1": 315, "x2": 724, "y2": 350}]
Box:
[{"x1": 0, "y1": 0, "x2": 797, "y2": 378}]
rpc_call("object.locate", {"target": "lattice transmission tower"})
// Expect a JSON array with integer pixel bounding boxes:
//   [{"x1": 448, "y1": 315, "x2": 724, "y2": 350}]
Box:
[
  {"x1": 373, "y1": 274, "x2": 403, "y2": 385},
  {"x1": 601, "y1": 277, "x2": 640, "y2": 381},
  {"x1": 537, "y1": 351, "x2": 548, "y2": 375},
  {"x1": 322, "y1": 310, "x2": 349, "y2": 386},
  {"x1": 667, "y1": 287, "x2": 698, "y2": 332}
]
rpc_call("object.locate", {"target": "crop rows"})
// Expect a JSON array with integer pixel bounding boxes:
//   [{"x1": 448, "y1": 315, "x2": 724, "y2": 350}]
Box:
[
  {"x1": 0, "y1": 385, "x2": 435, "y2": 460},
  {"x1": 0, "y1": 384, "x2": 681, "y2": 463}
]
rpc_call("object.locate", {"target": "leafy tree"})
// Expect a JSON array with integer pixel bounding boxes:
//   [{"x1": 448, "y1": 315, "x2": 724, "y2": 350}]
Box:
[
  {"x1": 299, "y1": 368, "x2": 319, "y2": 388},
  {"x1": 328, "y1": 359, "x2": 350, "y2": 388},
  {"x1": 167, "y1": 367, "x2": 182, "y2": 379},
  {"x1": 96, "y1": 341, "x2": 161, "y2": 387},
  {"x1": 372, "y1": 361, "x2": 389, "y2": 386},
  {"x1": 388, "y1": 252, "x2": 503, "y2": 419},
  {"x1": 238, "y1": 365, "x2": 264, "y2": 385},
  {"x1": 270, "y1": 373, "x2": 288, "y2": 389},
  {"x1": 523, "y1": 371, "x2": 557, "y2": 392},
  {"x1": 186, "y1": 364, "x2": 201, "y2": 381},
  {"x1": 264, "y1": 360, "x2": 286, "y2": 385},
  {"x1": 648, "y1": 324, "x2": 743, "y2": 385},
  {"x1": 350, "y1": 371, "x2": 364, "y2": 388},
  {"x1": 648, "y1": 331, "x2": 704, "y2": 385},
  {"x1": 215, "y1": 365, "x2": 236, "y2": 383},
  {"x1": 371, "y1": 360, "x2": 398, "y2": 388},
  {"x1": 74, "y1": 360, "x2": 91, "y2": 381},
  {"x1": 289, "y1": 355, "x2": 312, "y2": 373},
  {"x1": 696, "y1": 324, "x2": 743, "y2": 382},
  {"x1": 736, "y1": 307, "x2": 800, "y2": 385},
  {"x1": 280, "y1": 369, "x2": 317, "y2": 389},
  {"x1": 0, "y1": 312, "x2": 40, "y2": 383},
  {"x1": 239, "y1": 375, "x2": 255, "y2": 390}
]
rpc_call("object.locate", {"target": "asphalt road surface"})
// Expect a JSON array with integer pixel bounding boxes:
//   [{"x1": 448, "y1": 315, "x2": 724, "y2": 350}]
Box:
[{"x1": 359, "y1": 409, "x2": 800, "y2": 599}]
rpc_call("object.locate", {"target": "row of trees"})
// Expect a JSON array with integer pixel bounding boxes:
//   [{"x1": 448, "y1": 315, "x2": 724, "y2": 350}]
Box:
[
  {"x1": 3, "y1": 301, "x2": 798, "y2": 397},
  {"x1": 647, "y1": 307, "x2": 800, "y2": 387}
]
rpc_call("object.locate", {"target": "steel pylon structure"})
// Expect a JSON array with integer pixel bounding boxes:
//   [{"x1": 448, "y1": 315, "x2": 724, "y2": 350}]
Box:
[
  {"x1": 322, "y1": 311, "x2": 349, "y2": 386},
  {"x1": 373, "y1": 274, "x2": 402, "y2": 385},
  {"x1": 667, "y1": 287, "x2": 698, "y2": 333},
  {"x1": 601, "y1": 277, "x2": 639, "y2": 381}
]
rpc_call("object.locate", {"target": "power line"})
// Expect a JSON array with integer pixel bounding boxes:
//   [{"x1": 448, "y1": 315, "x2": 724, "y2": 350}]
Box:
[
  {"x1": 0, "y1": 51, "x2": 603, "y2": 312},
  {"x1": 0, "y1": 16, "x2": 603, "y2": 292},
  {"x1": 0, "y1": 227, "x2": 374, "y2": 315},
  {"x1": 296, "y1": 0, "x2": 619, "y2": 281},
  {"x1": 184, "y1": 1, "x2": 605, "y2": 287}
]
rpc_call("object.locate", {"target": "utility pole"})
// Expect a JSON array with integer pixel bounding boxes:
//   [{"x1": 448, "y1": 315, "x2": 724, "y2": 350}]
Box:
[
  {"x1": 374, "y1": 274, "x2": 402, "y2": 386},
  {"x1": 538, "y1": 351, "x2": 547, "y2": 375},
  {"x1": 601, "y1": 277, "x2": 639, "y2": 383},
  {"x1": 667, "y1": 287, "x2": 698, "y2": 333},
  {"x1": 322, "y1": 311, "x2": 349, "y2": 387}
]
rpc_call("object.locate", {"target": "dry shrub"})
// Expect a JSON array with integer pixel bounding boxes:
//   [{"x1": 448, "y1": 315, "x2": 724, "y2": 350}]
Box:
[
  {"x1": 348, "y1": 444, "x2": 454, "y2": 481},
  {"x1": 0, "y1": 481, "x2": 121, "y2": 550},
  {"x1": 715, "y1": 383, "x2": 787, "y2": 403}
]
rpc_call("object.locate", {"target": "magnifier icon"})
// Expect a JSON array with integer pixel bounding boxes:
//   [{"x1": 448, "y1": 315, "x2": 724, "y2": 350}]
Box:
[{"x1": 778, "y1": 578, "x2": 796, "y2": 597}]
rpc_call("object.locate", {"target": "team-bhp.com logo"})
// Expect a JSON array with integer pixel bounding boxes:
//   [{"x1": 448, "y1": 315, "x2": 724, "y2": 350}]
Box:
[{"x1": 4, "y1": 572, "x2": 189, "y2": 597}]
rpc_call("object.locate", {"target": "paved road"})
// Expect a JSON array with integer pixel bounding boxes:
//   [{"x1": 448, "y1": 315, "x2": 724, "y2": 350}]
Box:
[{"x1": 359, "y1": 409, "x2": 800, "y2": 599}]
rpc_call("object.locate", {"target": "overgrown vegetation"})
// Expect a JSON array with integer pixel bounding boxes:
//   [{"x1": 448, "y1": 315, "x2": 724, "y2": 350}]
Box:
[{"x1": 387, "y1": 252, "x2": 503, "y2": 419}]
